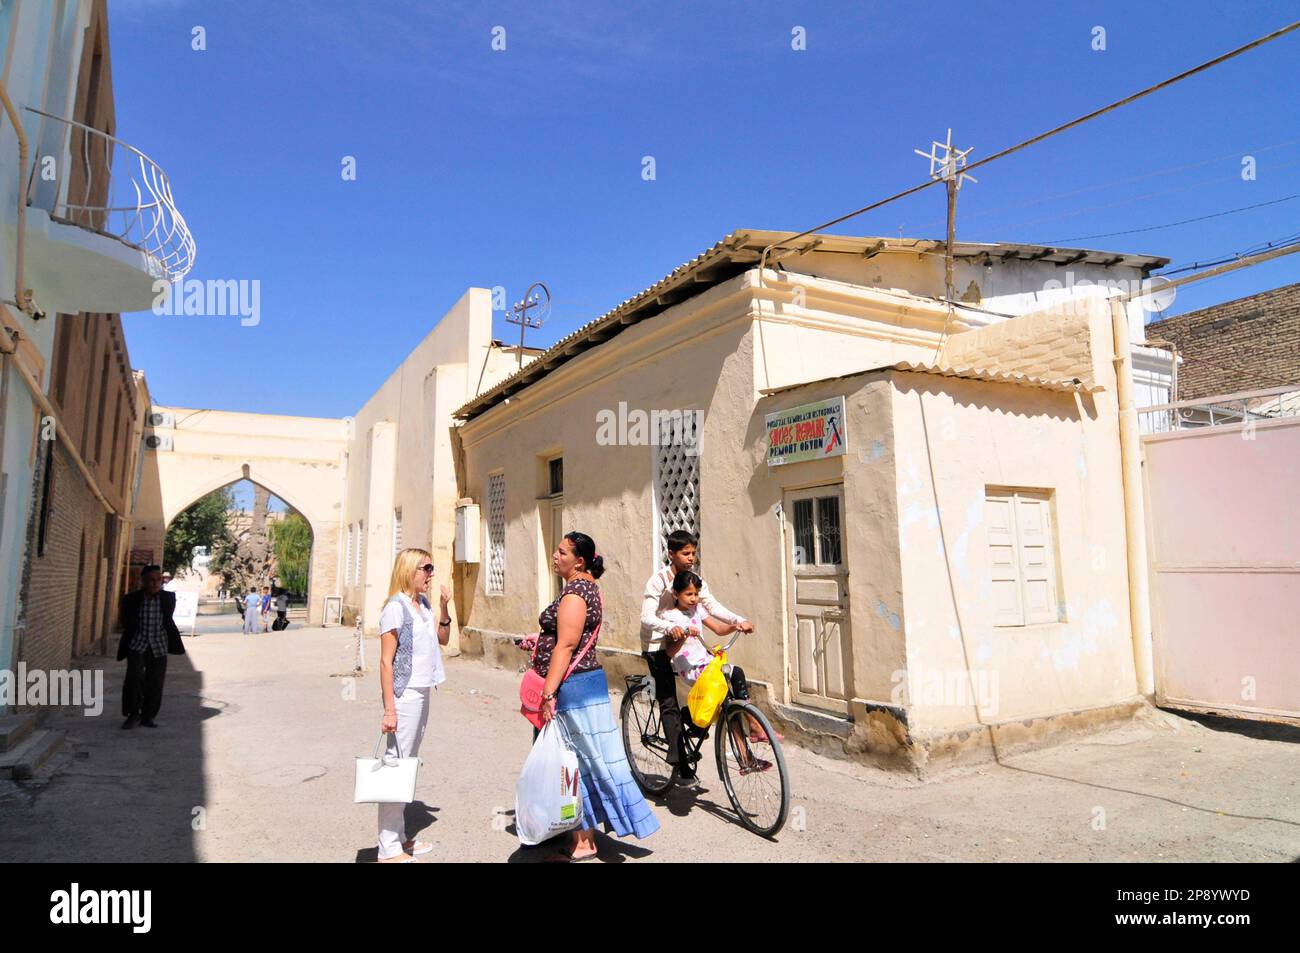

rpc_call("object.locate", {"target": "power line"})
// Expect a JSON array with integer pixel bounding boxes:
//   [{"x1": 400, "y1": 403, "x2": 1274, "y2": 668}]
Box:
[
  {"x1": 979, "y1": 163, "x2": 1300, "y2": 238},
  {"x1": 758, "y1": 20, "x2": 1300, "y2": 264},
  {"x1": 909, "y1": 137, "x2": 1300, "y2": 232},
  {"x1": 1158, "y1": 234, "x2": 1300, "y2": 276},
  {"x1": 1042, "y1": 193, "x2": 1300, "y2": 243}
]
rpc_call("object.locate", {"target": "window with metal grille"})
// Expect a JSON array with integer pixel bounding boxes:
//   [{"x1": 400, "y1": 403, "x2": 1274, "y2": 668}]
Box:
[
  {"x1": 486, "y1": 473, "x2": 506, "y2": 595},
  {"x1": 652, "y1": 412, "x2": 700, "y2": 565},
  {"x1": 986, "y1": 488, "x2": 1063, "y2": 627},
  {"x1": 393, "y1": 507, "x2": 402, "y2": 556},
  {"x1": 791, "y1": 494, "x2": 842, "y2": 566}
]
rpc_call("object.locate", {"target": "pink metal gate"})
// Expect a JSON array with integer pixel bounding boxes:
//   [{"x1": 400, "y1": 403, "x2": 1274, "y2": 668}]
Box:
[{"x1": 1140, "y1": 389, "x2": 1300, "y2": 725}]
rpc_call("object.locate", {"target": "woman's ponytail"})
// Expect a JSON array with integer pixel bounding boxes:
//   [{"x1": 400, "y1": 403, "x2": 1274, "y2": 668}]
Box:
[{"x1": 564, "y1": 531, "x2": 606, "y2": 579}]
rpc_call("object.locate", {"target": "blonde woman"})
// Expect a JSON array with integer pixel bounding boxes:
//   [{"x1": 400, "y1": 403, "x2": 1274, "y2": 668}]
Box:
[{"x1": 377, "y1": 547, "x2": 451, "y2": 863}]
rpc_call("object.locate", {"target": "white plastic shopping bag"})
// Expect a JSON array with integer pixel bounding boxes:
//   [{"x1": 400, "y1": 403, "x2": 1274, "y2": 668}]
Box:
[{"x1": 514, "y1": 719, "x2": 583, "y2": 846}]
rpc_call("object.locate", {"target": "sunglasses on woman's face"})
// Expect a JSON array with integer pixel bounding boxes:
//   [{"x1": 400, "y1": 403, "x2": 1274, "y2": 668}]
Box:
[{"x1": 418, "y1": 564, "x2": 435, "y2": 574}]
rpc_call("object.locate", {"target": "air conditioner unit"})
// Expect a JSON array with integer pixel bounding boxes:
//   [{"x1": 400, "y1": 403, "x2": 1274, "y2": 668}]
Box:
[
  {"x1": 147, "y1": 411, "x2": 175, "y2": 429},
  {"x1": 145, "y1": 433, "x2": 173, "y2": 451},
  {"x1": 455, "y1": 502, "x2": 481, "y2": 563}
]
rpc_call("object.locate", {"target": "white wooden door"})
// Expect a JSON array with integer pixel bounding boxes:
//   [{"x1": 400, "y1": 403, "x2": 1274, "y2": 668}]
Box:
[{"x1": 785, "y1": 485, "x2": 851, "y2": 714}]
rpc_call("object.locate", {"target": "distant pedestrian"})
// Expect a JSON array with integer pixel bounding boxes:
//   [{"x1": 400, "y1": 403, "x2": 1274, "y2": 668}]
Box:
[
  {"x1": 260, "y1": 586, "x2": 272, "y2": 632},
  {"x1": 242, "y1": 589, "x2": 260, "y2": 634},
  {"x1": 117, "y1": 565, "x2": 185, "y2": 729},
  {"x1": 532, "y1": 531, "x2": 659, "y2": 861},
  {"x1": 274, "y1": 588, "x2": 289, "y2": 630},
  {"x1": 376, "y1": 548, "x2": 452, "y2": 863}
]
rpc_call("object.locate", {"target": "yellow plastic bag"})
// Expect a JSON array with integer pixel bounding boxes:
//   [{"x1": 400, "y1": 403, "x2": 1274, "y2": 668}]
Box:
[{"x1": 686, "y1": 650, "x2": 728, "y2": 727}]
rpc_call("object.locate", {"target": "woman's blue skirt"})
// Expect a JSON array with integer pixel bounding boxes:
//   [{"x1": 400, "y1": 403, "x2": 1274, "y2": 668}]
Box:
[{"x1": 555, "y1": 668, "x2": 660, "y2": 839}]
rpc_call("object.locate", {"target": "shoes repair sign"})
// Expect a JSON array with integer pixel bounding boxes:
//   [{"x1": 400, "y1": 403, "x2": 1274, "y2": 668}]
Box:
[{"x1": 765, "y1": 396, "x2": 847, "y2": 466}]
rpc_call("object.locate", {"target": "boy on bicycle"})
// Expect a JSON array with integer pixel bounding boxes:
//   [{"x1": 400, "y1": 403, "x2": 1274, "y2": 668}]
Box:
[{"x1": 640, "y1": 530, "x2": 752, "y2": 784}]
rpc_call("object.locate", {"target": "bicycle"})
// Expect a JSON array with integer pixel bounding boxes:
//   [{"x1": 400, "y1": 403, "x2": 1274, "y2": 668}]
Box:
[{"x1": 620, "y1": 630, "x2": 790, "y2": 838}]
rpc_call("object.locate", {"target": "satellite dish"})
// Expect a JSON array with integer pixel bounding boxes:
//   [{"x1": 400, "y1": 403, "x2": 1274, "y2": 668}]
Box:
[{"x1": 1134, "y1": 276, "x2": 1177, "y2": 314}]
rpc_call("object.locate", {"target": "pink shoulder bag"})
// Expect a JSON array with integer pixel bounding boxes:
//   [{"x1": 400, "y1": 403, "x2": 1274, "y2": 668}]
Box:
[{"x1": 519, "y1": 620, "x2": 601, "y2": 729}]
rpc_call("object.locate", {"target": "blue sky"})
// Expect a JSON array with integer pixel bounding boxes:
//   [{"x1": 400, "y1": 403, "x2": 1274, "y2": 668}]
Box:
[{"x1": 111, "y1": 0, "x2": 1300, "y2": 417}]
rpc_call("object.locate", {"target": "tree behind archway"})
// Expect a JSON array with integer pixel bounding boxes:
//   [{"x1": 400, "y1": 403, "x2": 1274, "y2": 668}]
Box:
[
  {"x1": 270, "y1": 512, "x2": 311, "y2": 596},
  {"x1": 164, "y1": 487, "x2": 234, "y2": 577}
]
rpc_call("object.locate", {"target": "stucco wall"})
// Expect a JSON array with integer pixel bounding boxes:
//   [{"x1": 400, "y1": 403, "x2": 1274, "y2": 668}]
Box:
[
  {"x1": 341, "y1": 288, "x2": 524, "y2": 635},
  {"x1": 888, "y1": 365, "x2": 1138, "y2": 734},
  {"x1": 751, "y1": 374, "x2": 905, "y2": 705},
  {"x1": 457, "y1": 276, "x2": 759, "y2": 662}
]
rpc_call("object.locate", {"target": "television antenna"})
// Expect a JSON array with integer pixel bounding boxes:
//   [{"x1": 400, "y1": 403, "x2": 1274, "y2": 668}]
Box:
[
  {"x1": 505, "y1": 281, "x2": 551, "y2": 369},
  {"x1": 914, "y1": 129, "x2": 976, "y2": 355}
]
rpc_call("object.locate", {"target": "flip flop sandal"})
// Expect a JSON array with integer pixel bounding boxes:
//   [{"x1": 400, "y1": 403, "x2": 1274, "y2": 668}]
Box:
[{"x1": 403, "y1": 841, "x2": 434, "y2": 855}]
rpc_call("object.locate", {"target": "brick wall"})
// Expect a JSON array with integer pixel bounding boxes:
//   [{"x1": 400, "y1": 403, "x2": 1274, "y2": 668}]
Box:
[
  {"x1": 1146, "y1": 282, "x2": 1300, "y2": 400},
  {"x1": 18, "y1": 441, "x2": 125, "y2": 673}
]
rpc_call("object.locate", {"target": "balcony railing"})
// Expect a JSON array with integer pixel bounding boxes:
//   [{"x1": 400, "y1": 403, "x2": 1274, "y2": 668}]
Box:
[
  {"x1": 1138, "y1": 385, "x2": 1300, "y2": 434},
  {"x1": 23, "y1": 105, "x2": 195, "y2": 282}
]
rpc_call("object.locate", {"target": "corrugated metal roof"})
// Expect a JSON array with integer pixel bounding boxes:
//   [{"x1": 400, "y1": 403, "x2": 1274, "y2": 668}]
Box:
[
  {"x1": 454, "y1": 229, "x2": 1162, "y2": 421},
  {"x1": 757, "y1": 360, "x2": 1092, "y2": 398}
]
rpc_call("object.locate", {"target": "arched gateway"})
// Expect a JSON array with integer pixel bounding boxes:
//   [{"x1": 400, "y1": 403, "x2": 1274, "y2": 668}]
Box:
[{"x1": 132, "y1": 407, "x2": 348, "y2": 625}]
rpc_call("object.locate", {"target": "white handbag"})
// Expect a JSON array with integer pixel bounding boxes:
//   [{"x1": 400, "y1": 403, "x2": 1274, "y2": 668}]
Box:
[{"x1": 354, "y1": 733, "x2": 420, "y2": 804}]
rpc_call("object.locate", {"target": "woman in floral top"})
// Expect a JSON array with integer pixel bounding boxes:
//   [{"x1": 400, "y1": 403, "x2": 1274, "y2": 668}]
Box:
[{"x1": 532, "y1": 532, "x2": 659, "y2": 861}]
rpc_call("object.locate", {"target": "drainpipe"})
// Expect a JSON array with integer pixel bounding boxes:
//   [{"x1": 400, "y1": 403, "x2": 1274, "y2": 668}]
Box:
[
  {"x1": 2, "y1": 333, "x2": 119, "y2": 515},
  {"x1": 1108, "y1": 297, "x2": 1155, "y2": 696},
  {"x1": 1144, "y1": 335, "x2": 1179, "y2": 405},
  {"x1": 0, "y1": 80, "x2": 33, "y2": 316}
]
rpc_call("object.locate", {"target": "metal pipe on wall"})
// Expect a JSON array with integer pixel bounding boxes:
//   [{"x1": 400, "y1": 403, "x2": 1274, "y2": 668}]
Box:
[
  {"x1": 0, "y1": 79, "x2": 33, "y2": 315},
  {"x1": 1109, "y1": 298, "x2": 1155, "y2": 696}
]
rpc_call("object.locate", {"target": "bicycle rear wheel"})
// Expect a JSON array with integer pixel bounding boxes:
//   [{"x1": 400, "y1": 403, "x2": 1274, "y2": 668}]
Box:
[
  {"x1": 620, "y1": 680, "x2": 674, "y2": 795},
  {"x1": 714, "y1": 702, "x2": 790, "y2": 837}
]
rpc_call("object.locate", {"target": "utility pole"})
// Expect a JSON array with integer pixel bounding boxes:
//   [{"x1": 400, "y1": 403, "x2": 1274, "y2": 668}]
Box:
[
  {"x1": 914, "y1": 129, "x2": 976, "y2": 355},
  {"x1": 505, "y1": 281, "x2": 551, "y2": 370}
]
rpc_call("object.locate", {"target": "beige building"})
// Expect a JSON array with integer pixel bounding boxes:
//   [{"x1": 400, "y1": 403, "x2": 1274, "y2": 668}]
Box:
[
  {"x1": 338, "y1": 288, "x2": 539, "y2": 634},
  {"x1": 449, "y1": 230, "x2": 1168, "y2": 771}
]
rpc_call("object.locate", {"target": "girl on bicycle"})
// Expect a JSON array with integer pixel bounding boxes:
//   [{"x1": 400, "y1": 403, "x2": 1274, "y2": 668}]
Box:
[{"x1": 662, "y1": 571, "x2": 774, "y2": 766}]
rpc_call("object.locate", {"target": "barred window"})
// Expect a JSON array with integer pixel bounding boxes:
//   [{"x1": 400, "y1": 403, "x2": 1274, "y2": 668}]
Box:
[
  {"x1": 393, "y1": 507, "x2": 403, "y2": 556},
  {"x1": 486, "y1": 473, "x2": 506, "y2": 595},
  {"x1": 344, "y1": 524, "x2": 353, "y2": 588},
  {"x1": 652, "y1": 411, "x2": 700, "y2": 565}
]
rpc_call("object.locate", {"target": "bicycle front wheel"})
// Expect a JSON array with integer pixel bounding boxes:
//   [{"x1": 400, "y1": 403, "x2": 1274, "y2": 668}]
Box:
[
  {"x1": 620, "y1": 682, "x2": 674, "y2": 796},
  {"x1": 714, "y1": 701, "x2": 790, "y2": 837}
]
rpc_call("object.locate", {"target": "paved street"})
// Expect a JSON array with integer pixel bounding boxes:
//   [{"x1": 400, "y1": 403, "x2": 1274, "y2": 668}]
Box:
[{"x1": 1, "y1": 622, "x2": 1297, "y2": 863}]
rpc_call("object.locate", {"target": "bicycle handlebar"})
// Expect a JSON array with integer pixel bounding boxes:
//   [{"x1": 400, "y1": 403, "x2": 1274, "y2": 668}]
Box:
[{"x1": 702, "y1": 628, "x2": 744, "y2": 655}]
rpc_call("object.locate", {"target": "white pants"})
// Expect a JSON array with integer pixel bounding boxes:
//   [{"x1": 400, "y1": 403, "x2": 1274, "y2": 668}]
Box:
[
  {"x1": 377, "y1": 686, "x2": 431, "y2": 859},
  {"x1": 243, "y1": 608, "x2": 259, "y2": 633}
]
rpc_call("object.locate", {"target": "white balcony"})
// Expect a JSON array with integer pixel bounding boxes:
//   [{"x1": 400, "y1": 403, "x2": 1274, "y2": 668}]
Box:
[{"x1": 9, "y1": 106, "x2": 195, "y2": 314}]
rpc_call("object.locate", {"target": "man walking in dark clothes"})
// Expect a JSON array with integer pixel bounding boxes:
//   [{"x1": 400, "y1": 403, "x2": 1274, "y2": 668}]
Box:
[{"x1": 117, "y1": 565, "x2": 185, "y2": 729}]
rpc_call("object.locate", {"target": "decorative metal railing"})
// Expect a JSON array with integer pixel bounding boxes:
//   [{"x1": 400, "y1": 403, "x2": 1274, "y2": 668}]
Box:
[
  {"x1": 22, "y1": 105, "x2": 195, "y2": 281},
  {"x1": 1138, "y1": 385, "x2": 1300, "y2": 434}
]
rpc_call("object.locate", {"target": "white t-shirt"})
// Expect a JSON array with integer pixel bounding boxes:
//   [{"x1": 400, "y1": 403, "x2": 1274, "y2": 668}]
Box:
[{"x1": 379, "y1": 593, "x2": 445, "y2": 690}]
